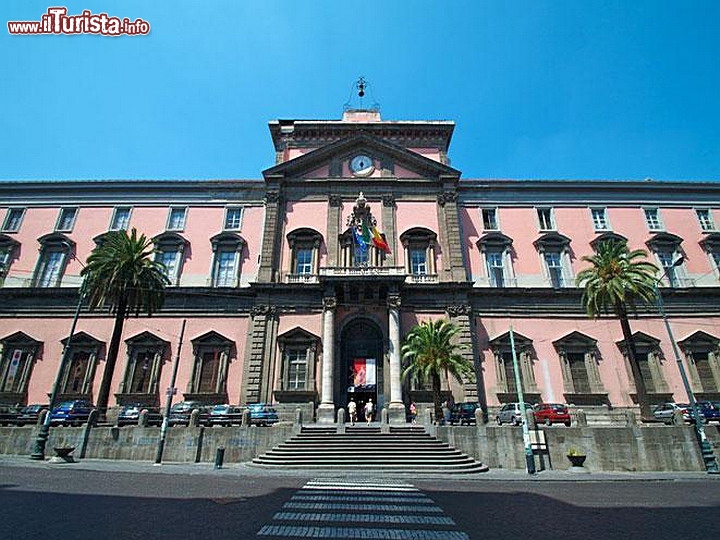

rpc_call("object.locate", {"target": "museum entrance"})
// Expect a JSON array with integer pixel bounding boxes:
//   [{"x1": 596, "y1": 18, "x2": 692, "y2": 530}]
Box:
[{"x1": 339, "y1": 318, "x2": 384, "y2": 421}]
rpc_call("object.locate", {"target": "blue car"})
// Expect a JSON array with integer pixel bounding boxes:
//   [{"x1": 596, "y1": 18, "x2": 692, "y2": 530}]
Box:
[
  {"x1": 695, "y1": 401, "x2": 720, "y2": 423},
  {"x1": 247, "y1": 403, "x2": 279, "y2": 426},
  {"x1": 49, "y1": 400, "x2": 94, "y2": 426}
]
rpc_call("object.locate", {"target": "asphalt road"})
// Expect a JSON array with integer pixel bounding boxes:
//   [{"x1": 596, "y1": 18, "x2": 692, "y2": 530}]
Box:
[{"x1": 1, "y1": 461, "x2": 719, "y2": 540}]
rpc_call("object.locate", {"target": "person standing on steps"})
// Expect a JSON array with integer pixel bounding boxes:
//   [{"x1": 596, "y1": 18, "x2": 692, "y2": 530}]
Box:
[
  {"x1": 409, "y1": 401, "x2": 417, "y2": 425},
  {"x1": 364, "y1": 398, "x2": 374, "y2": 425},
  {"x1": 348, "y1": 398, "x2": 357, "y2": 426}
]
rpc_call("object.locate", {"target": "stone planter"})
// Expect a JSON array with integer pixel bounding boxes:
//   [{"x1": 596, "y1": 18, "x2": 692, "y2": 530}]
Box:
[{"x1": 567, "y1": 454, "x2": 587, "y2": 467}]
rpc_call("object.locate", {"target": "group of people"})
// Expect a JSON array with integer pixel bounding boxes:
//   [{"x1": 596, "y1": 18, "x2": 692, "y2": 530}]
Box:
[
  {"x1": 346, "y1": 398, "x2": 420, "y2": 425},
  {"x1": 347, "y1": 398, "x2": 375, "y2": 425}
]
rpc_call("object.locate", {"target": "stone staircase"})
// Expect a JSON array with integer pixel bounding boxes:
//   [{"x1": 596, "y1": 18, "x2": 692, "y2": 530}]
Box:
[{"x1": 251, "y1": 424, "x2": 489, "y2": 474}]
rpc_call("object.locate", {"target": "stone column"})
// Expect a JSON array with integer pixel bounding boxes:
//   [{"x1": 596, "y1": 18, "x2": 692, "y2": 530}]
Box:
[
  {"x1": 317, "y1": 296, "x2": 336, "y2": 424},
  {"x1": 387, "y1": 293, "x2": 406, "y2": 423}
]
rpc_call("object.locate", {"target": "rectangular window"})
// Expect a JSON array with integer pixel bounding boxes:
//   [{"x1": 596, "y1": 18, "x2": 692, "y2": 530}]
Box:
[
  {"x1": 36, "y1": 249, "x2": 65, "y2": 287},
  {"x1": 295, "y1": 248, "x2": 313, "y2": 275},
  {"x1": 198, "y1": 350, "x2": 219, "y2": 393},
  {"x1": 644, "y1": 208, "x2": 662, "y2": 231},
  {"x1": 55, "y1": 208, "x2": 78, "y2": 232},
  {"x1": 567, "y1": 352, "x2": 591, "y2": 393},
  {"x1": 0, "y1": 248, "x2": 11, "y2": 280},
  {"x1": 167, "y1": 207, "x2": 187, "y2": 231},
  {"x1": 224, "y1": 207, "x2": 243, "y2": 230},
  {"x1": 486, "y1": 251, "x2": 505, "y2": 287},
  {"x1": 693, "y1": 351, "x2": 718, "y2": 392},
  {"x1": 61, "y1": 350, "x2": 91, "y2": 393},
  {"x1": 214, "y1": 249, "x2": 237, "y2": 287},
  {"x1": 697, "y1": 209, "x2": 714, "y2": 232},
  {"x1": 591, "y1": 208, "x2": 609, "y2": 231},
  {"x1": 157, "y1": 249, "x2": 180, "y2": 285},
  {"x1": 287, "y1": 349, "x2": 307, "y2": 390},
  {"x1": 0, "y1": 348, "x2": 32, "y2": 392},
  {"x1": 2, "y1": 208, "x2": 25, "y2": 232},
  {"x1": 537, "y1": 208, "x2": 554, "y2": 230},
  {"x1": 481, "y1": 208, "x2": 498, "y2": 230},
  {"x1": 544, "y1": 251, "x2": 565, "y2": 288},
  {"x1": 129, "y1": 350, "x2": 154, "y2": 394},
  {"x1": 502, "y1": 352, "x2": 517, "y2": 393},
  {"x1": 410, "y1": 249, "x2": 427, "y2": 275},
  {"x1": 110, "y1": 207, "x2": 131, "y2": 231}
]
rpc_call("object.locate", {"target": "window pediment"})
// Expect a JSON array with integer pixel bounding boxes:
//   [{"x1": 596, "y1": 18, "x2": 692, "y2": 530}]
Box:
[
  {"x1": 646, "y1": 232, "x2": 683, "y2": 250},
  {"x1": 38, "y1": 232, "x2": 74, "y2": 249},
  {"x1": 61, "y1": 331, "x2": 103, "y2": 347},
  {"x1": 700, "y1": 232, "x2": 720, "y2": 249},
  {"x1": 210, "y1": 232, "x2": 245, "y2": 250},
  {"x1": 488, "y1": 330, "x2": 532, "y2": 351},
  {"x1": 191, "y1": 330, "x2": 233, "y2": 347},
  {"x1": 0, "y1": 331, "x2": 41, "y2": 347},
  {"x1": 153, "y1": 232, "x2": 189, "y2": 247},
  {"x1": 477, "y1": 232, "x2": 513, "y2": 250},
  {"x1": 678, "y1": 330, "x2": 719, "y2": 351},
  {"x1": 590, "y1": 232, "x2": 628, "y2": 250},
  {"x1": 400, "y1": 227, "x2": 437, "y2": 245},
  {"x1": 287, "y1": 228, "x2": 323, "y2": 248},
  {"x1": 125, "y1": 330, "x2": 170, "y2": 347},
  {"x1": 553, "y1": 331, "x2": 597, "y2": 351},
  {"x1": 616, "y1": 331, "x2": 661, "y2": 353},
  {"x1": 277, "y1": 326, "x2": 320, "y2": 344},
  {"x1": 533, "y1": 232, "x2": 571, "y2": 251}
]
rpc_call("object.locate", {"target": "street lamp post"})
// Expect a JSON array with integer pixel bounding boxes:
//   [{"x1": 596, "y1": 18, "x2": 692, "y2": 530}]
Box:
[
  {"x1": 509, "y1": 326, "x2": 535, "y2": 475},
  {"x1": 656, "y1": 258, "x2": 719, "y2": 474},
  {"x1": 30, "y1": 279, "x2": 86, "y2": 460}
]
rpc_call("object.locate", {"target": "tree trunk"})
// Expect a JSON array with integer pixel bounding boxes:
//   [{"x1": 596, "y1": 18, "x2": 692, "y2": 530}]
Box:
[
  {"x1": 95, "y1": 297, "x2": 127, "y2": 421},
  {"x1": 432, "y1": 372, "x2": 442, "y2": 424},
  {"x1": 618, "y1": 304, "x2": 653, "y2": 421}
]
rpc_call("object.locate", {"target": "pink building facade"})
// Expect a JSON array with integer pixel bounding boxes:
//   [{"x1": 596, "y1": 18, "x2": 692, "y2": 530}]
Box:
[{"x1": 1, "y1": 107, "x2": 720, "y2": 422}]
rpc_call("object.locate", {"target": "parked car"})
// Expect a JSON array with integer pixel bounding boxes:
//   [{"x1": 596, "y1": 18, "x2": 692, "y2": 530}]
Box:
[
  {"x1": 16, "y1": 404, "x2": 49, "y2": 426},
  {"x1": 533, "y1": 403, "x2": 571, "y2": 426},
  {"x1": 167, "y1": 401, "x2": 207, "y2": 426},
  {"x1": 0, "y1": 404, "x2": 20, "y2": 426},
  {"x1": 117, "y1": 404, "x2": 163, "y2": 427},
  {"x1": 450, "y1": 402, "x2": 479, "y2": 425},
  {"x1": 496, "y1": 402, "x2": 534, "y2": 426},
  {"x1": 207, "y1": 404, "x2": 244, "y2": 426},
  {"x1": 652, "y1": 402, "x2": 691, "y2": 424},
  {"x1": 695, "y1": 401, "x2": 720, "y2": 423},
  {"x1": 247, "y1": 403, "x2": 279, "y2": 426},
  {"x1": 49, "y1": 400, "x2": 94, "y2": 426}
]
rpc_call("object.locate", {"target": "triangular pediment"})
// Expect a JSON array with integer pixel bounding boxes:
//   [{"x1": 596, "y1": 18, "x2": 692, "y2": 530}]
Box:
[{"x1": 262, "y1": 132, "x2": 460, "y2": 181}]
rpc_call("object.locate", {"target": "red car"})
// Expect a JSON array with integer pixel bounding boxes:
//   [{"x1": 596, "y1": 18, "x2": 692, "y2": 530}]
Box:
[{"x1": 533, "y1": 403, "x2": 571, "y2": 426}]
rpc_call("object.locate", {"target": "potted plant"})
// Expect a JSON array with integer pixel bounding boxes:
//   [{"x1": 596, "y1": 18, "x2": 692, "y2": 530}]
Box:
[{"x1": 566, "y1": 447, "x2": 587, "y2": 467}]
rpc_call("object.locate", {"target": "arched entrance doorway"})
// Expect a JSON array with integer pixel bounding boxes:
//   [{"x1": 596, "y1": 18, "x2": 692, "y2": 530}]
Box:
[{"x1": 339, "y1": 318, "x2": 384, "y2": 420}]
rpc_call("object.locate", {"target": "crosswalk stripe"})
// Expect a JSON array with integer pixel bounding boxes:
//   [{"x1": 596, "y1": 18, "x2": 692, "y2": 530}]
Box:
[
  {"x1": 292, "y1": 494, "x2": 435, "y2": 504},
  {"x1": 283, "y1": 502, "x2": 443, "y2": 512},
  {"x1": 273, "y1": 512, "x2": 456, "y2": 525},
  {"x1": 257, "y1": 525, "x2": 470, "y2": 539}
]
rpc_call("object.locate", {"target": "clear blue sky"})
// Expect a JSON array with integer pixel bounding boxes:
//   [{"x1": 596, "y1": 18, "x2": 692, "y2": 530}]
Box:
[{"x1": 2, "y1": 1, "x2": 719, "y2": 181}]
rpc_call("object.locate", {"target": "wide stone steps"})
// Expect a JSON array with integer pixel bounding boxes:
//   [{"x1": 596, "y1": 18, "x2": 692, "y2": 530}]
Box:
[{"x1": 251, "y1": 425, "x2": 489, "y2": 474}]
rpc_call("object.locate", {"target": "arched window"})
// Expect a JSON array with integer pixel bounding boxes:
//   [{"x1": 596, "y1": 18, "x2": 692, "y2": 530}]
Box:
[
  {"x1": 286, "y1": 228, "x2": 322, "y2": 283},
  {"x1": 646, "y1": 232, "x2": 688, "y2": 287},
  {"x1": 210, "y1": 232, "x2": 246, "y2": 287},
  {"x1": 32, "y1": 233, "x2": 74, "y2": 288},
  {"x1": 534, "y1": 232, "x2": 572, "y2": 288},
  {"x1": 400, "y1": 228, "x2": 438, "y2": 283},
  {"x1": 0, "y1": 234, "x2": 20, "y2": 287},
  {"x1": 153, "y1": 232, "x2": 189, "y2": 286},
  {"x1": 477, "y1": 232, "x2": 515, "y2": 287}
]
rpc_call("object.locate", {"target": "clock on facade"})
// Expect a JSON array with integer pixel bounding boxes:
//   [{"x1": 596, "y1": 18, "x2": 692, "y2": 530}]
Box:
[{"x1": 350, "y1": 155, "x2": 375, "y2": 176}]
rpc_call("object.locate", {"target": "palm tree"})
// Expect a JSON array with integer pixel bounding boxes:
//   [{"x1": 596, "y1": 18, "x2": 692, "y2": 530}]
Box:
[
  {"x1": 81, "y1": 228, "x2": 169, "y2": 418},
  {"x1": 401, "y1": 319, "x2": 475, "y2": 424},
  {"x1": 575, "y1": 240, "x2": 659, "y2": 420}
]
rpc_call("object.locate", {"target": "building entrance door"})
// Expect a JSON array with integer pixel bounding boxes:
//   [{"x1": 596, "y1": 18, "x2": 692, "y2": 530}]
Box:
[{"x1": 339, "y1": 319, "x2": 384, "y2": 417}]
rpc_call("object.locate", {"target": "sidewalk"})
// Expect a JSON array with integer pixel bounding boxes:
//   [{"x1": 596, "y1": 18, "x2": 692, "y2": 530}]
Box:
[{"x1": 1, "y1": 454, "x2": 716, "y2": 482}]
